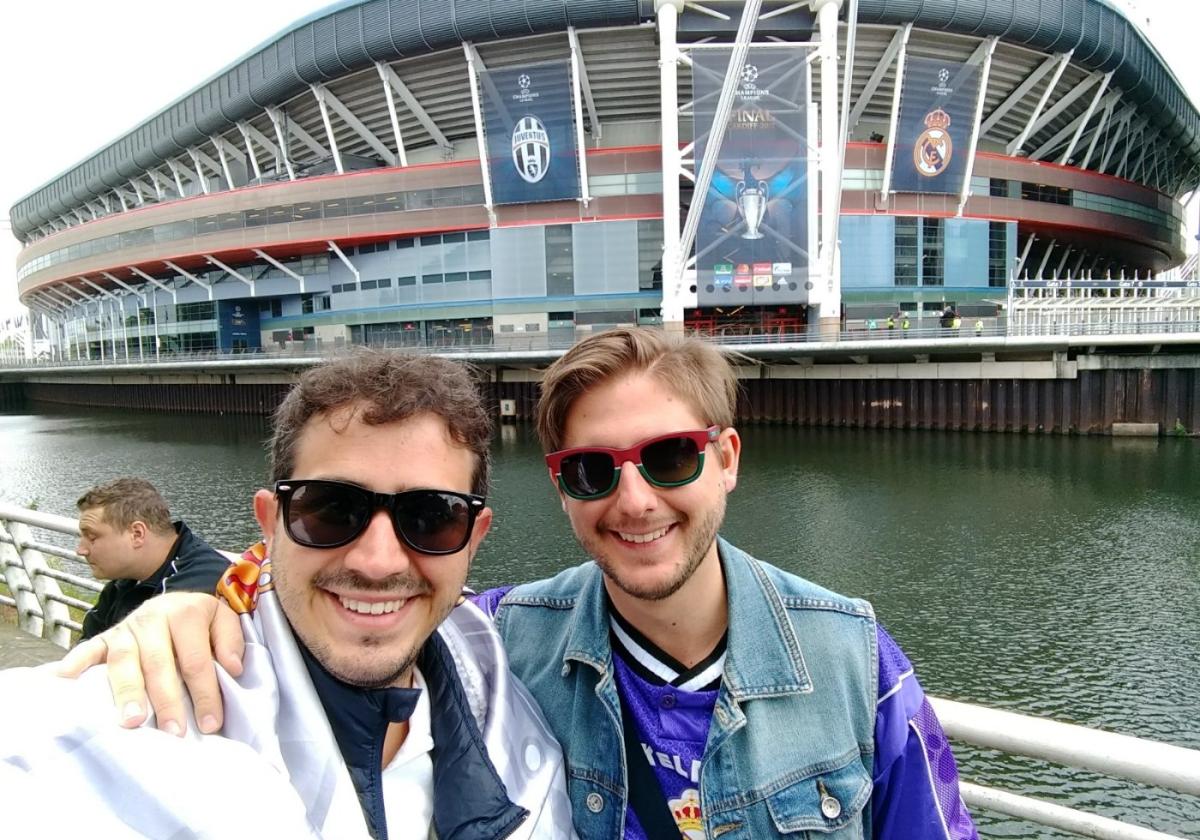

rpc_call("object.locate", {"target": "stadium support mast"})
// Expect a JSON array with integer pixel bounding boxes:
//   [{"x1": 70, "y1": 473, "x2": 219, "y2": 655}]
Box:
[
  {"x1": 814, "y1": 0, "x2": 844, "y2": 336},
  {"x1": 656, "y1": 0, "x2": 686, "y2": 328}
]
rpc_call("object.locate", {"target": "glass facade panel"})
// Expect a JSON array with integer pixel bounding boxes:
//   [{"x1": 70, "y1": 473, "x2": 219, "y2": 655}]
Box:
[
  {"x1": 921, "y1": 218, "x2": 944, "y2": 286},
  {"x1": 638, "y1": 220, "x2": 664, "y2": 291},
  {"x1": 545, "y1": 225, "x2": 574, "y2": 297},
  {"x1": 989, "y1": 222, "x2": 1009, "y2": 287},
  {"x1": 895, "y1": 217, "x2": 918, "y2": 286}
]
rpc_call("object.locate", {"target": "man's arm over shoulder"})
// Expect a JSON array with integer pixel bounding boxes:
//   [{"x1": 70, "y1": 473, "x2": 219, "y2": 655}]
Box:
[{"x1": 872, "y1": 626, "x2": 978, "y2": 840}]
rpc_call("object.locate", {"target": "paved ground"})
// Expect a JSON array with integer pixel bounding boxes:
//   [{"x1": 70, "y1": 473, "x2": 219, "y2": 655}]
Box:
[{"x1": 0, "y1": 621, "x2": 66, "y2": 669}]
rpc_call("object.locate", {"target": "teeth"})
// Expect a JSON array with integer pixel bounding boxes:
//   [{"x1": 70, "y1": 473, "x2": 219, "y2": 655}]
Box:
[
  {"x1": 339, "y1": 596, "x2": 407, "y2": 615},
  {"x1": 618, "y1": 526, "x2": 670, "y2": 544}
]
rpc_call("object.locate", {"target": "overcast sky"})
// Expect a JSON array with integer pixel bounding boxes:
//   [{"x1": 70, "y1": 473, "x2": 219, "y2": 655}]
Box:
[{"x1": 2, "y1": 0, "x2": 1198, "y2": 318}]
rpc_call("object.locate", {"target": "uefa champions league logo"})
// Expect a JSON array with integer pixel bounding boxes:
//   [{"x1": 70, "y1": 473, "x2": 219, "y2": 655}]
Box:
[
  {"x1": 511, "y1": 115, "x2": 551, "y2": 183},
  {"x1": 741, "y1": 64, "x2": 759, "y2": 85},
  {"x1": 518, "y1": 74, "x2": 531, "y2": 90}
]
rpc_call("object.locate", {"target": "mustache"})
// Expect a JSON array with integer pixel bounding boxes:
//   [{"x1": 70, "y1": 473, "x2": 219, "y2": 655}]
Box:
[{"x1": 312, "y1": 568, "x2": 432, "y2": 596}]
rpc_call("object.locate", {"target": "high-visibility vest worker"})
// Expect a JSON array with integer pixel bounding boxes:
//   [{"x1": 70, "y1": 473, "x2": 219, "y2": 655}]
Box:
[
  {"x1": 901, "y1": 317, "x2": 910, "y2": 331},
  {"x1": 887, "y1": 316, "x2": 895, "y2": 330},
  {"x1": 974, "y1": 319, "x2": 984, "y2": 335}
]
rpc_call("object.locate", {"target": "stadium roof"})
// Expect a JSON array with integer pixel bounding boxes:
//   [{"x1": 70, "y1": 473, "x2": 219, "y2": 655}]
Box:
[{"x1": 10, "y1": 0, "x2": 1200, "y2": 240}]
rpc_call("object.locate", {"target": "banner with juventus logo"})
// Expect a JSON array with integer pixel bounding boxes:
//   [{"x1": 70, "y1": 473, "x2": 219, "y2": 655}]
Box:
[
  {"x1": 480, "y1": 61, "x2": 580, "y2": 205},
  {"x1": 693, "y1": 48, "x2": 814, "y2": 306},
  {"x1": 891, "y1": 57, "x2": 982, "y2": 194}
]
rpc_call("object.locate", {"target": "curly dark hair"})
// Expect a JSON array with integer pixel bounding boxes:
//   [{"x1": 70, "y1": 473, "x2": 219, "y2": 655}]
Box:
[{"x1": 269, "y1": 350, "x2": 492, "y2": 495}]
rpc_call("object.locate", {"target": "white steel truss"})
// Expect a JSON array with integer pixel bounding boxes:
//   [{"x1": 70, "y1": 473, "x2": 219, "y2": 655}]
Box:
[
  {"x1": 253, "y1": 249, "x2": 307, "y2": 293},
  {"x1": 1006, "y1": 52, "x2": 1072, "y2": 156}
]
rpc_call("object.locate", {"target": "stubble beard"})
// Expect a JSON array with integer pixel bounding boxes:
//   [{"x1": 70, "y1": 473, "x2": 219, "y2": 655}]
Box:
[
  {"x1": 271, "y1": 550, "x2": 447, "y2": 689},
  {"x1": 580, "y1": 493, "x2": 726, "y2": 602}
]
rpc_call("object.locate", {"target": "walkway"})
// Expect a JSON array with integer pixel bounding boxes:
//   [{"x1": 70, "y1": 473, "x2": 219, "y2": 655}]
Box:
[{"x1": 0, "y1": 621, "x2": 64, "y2": 669}]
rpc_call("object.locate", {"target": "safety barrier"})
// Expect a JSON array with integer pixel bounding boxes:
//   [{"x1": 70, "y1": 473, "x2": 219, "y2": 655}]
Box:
[{"x1": 0, "y1": 501, "x2": 1196, "y2": 839}]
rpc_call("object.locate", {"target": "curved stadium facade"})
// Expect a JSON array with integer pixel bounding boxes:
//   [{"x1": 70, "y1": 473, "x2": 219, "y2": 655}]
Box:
[{"x1": 9, "y1": 0, "x2": 1200, "y2": 357}]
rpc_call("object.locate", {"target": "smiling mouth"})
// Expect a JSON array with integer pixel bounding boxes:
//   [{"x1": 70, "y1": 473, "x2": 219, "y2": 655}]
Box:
[
  {"x1": 615, "y1": 525, "x2": 672, "y2": 544},
  {"x1": 337, "y1": 595, "x2": 409, "y2": 615}
]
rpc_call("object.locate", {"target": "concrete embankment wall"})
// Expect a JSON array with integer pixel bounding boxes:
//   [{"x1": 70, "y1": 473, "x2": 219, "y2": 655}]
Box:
[
  {"x1": 0, "y1": 383, "x2": 27, "y2": 411},
  {"x1": 6, "y1": 355, "x2": 1200, "y2": 434}
]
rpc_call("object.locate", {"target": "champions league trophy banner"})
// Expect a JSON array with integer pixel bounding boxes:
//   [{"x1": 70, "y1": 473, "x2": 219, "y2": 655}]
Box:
[
  {"x1": 891, "y1": 56, "x2": 982, "y2": 195},
  {"x1": 480, "y1": 60, "x2": 580, "y2": 205},
  {"x1": 694, "y1": 48, "x2": 812, "y2": 306}
]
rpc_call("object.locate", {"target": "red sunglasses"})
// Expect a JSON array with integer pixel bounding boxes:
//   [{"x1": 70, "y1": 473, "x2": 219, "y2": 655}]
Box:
[{"x1": 546, "y1": 426, "x2": 720, "y2": 500}]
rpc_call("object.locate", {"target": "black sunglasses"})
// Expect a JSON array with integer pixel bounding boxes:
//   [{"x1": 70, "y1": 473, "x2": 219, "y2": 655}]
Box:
[{"x1": 274, "y1": 479, "x2": 485, "y2": 555}]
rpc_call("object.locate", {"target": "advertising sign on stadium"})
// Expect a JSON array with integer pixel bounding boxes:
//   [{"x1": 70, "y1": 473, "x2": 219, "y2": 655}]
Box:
[
  {"x1": 891, "y1": 57, "x2": 982, "y2": 195},
  {"x1": 693, "y1": 48, "x2": 813, "y2": 306},
  {"x1": 480, "y1": 61, "x2": 579, "y2": 205}
]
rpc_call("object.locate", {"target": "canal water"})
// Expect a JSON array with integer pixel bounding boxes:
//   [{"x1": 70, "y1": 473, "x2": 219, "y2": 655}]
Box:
[{"x1": 2, "y1": 405, "x2": 1198, "y2": 837}]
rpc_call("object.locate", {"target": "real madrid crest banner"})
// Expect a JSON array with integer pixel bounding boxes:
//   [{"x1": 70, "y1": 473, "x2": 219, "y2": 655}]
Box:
[
  {"x1": 891, "y1": 57, "x2": 982, "y2": 194},
  {"x1": 693, "y1": 48, "x2": 813, "y2": 306},
  {"x1": 480, "y1": 61, "x2": 580, "y2": 205}
]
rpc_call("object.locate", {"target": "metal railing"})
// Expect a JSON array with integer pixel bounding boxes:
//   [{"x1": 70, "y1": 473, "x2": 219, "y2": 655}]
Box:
[
  {"x1": 3, "y1": 317, "x2": 1200, "y2": 372},
  {"x1": 0, "y1": 503, "x2": 98, "y2": 647},
  {"x1": 0, "y1": 501, "x2": 1197, "y2": 839}
]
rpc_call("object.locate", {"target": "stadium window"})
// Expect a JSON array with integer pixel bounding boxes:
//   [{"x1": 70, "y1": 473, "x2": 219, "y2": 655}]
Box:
[
  {"x1": 407, "y1": 189, "x2": 434, "y2": 210},
  {"x1": 331, "y1": 284, "x2": 343, "y2": 293},
  {"x1": 444, "y1": 272, "x2": 468, "y2": 283},
  {"x1": 545, "y1": 225, "x2": 574, "y2": 296},
  {"x1": 348, "y1": 195, "x2": 377, "y2": 215},
  {"x1": 638, "y1": 220, "x2": 664, "y2": 290},
  {"x1": 467, "y1": 229, "x2": 490, "y2": 242},
  {"x1": 271, "y1": 299, "x2": 282, "y2": 318},
  {"x1": 921, "y1": 218, "x2": 944, "y2": 286},
  {"x1": 525, "y1": 323, "x2": 542, "y2": 332},
  {"x1": 442, "y1": 232, "x2": 466, "y2": 244},
  {"x1": 301, "y1": 294, "x2": 315, "y2": 315},
  {"x1": 989, "y1": 222, "x2": 1008, "y2": 288},
  {"x1": 395, "y1": 237, "x2": 414, "y2": 249},
  {"x1": 360, "y1": 280, "x2": 379, "y2": 290},
  {"x1": 397, "y1": 276, "x2": 417, "y2": 287},
  {"x1": 499, "y1": 324, "x2": 515, "y2": 333},
  {"x1": 377, "y1": 278, "x2": 392, "y2": 288},
  {"x1": 894, "y1": 217, "x2": 918, "y2": 286},
  {"x1": 420, "y1": 234, "x2": 442, "y2": 247},
  {"x1": 293, "y1": 203, "x2": 320, "y2": 221},
  {"x1": 423, "y1": 274, "x2": 444, "y2": 284},
  {"x1": 468, "y1": 270, "x2": 491, "y2": 281}
]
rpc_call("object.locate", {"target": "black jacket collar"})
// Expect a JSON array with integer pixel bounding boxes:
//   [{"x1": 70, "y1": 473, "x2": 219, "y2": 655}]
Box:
[{"x1": 299, "y1": 631, "x2": 527, "y2": 840}]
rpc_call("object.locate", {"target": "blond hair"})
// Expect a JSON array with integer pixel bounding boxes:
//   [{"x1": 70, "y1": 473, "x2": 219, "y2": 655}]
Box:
[{"x1": 536, "y1": 328, "x2": 738, "y2": 452}]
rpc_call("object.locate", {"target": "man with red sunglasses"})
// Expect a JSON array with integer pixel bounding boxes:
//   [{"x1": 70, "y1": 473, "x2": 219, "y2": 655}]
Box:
[
  {"x1": 59, "y1": 330, "x2": 975, "y2": 839},
  {"x1": 478, "y1": 328, "x2": 978, "y2": 839},
  {"x1": 2, "y1": 352, "x2": 574, "y2": 839}
]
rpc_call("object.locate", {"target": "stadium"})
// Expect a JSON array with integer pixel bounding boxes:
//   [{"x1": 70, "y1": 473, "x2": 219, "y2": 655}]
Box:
[{"x1": 9, "y1": 0, "x2": 1200, "y2": 358}]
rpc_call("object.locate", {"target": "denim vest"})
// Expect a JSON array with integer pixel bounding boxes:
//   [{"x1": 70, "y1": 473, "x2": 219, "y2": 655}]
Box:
[{"x1": 493, "y1": 537, "x2": 879, "y2": 839}]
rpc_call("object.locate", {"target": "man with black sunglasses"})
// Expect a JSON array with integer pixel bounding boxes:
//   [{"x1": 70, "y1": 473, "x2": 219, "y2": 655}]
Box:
[
  {"x1": 60, "y1": 330, "x2": 975, "y2": 839},
  {"x1": 1, "y1": 352, "x2": 574, "y2": 839}
]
